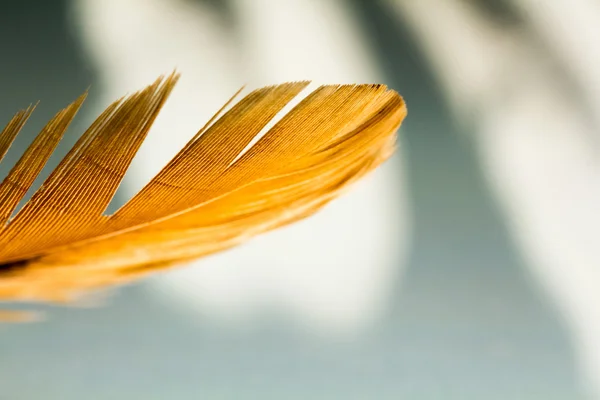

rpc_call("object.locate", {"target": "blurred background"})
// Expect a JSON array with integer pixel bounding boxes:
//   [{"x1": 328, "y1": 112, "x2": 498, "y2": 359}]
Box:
[{"x1": 0, "y1": 0, "x2": 599, "y2": 398}]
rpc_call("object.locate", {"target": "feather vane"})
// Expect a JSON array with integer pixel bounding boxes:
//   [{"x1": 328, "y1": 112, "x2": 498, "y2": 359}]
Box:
[{"x1": 0, "y1": 73, "x2": 406, "y2": 320}]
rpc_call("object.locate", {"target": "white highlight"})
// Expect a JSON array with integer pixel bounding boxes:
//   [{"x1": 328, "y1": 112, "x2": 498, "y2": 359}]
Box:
[{"x1": 70, "y1": 0, "x2": 407, "y2": 337}]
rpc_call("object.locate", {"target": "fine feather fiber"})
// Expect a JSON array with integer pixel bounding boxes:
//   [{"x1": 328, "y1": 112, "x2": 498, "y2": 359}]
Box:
[{"x1": 0, "y1": 73, "x2": 406, "y2": 321}]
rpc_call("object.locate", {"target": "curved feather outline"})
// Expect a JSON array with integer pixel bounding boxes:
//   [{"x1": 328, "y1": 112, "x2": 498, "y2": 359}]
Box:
[{"x1": 0, "y1": 72, "x2": 406, "y2": 318}]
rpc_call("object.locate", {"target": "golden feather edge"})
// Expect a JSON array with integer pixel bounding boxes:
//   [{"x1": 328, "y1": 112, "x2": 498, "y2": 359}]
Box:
[{"x1": 0, "y1": 72, "x2": 406, "y2": 322}]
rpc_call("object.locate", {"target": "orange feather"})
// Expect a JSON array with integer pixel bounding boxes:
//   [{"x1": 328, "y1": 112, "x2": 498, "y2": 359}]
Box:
[{"x1": 0, "y1": 73, "x2": 406, "y2": 321}]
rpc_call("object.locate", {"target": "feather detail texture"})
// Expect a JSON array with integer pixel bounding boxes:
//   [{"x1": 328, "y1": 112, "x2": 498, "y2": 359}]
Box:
[{"x1": 0, "y1": 72, "x2": 406, "y2": 320}]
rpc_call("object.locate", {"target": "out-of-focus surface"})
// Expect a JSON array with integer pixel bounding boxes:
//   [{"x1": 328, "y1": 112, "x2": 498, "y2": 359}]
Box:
[{"x1": 0, "y1": 0, "x2": 597, "y2": 399}]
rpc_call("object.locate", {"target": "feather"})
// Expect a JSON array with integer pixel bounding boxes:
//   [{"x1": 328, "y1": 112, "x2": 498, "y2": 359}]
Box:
[{"x1": 0, "y1": 72, "x2": 406, "y2": 320}]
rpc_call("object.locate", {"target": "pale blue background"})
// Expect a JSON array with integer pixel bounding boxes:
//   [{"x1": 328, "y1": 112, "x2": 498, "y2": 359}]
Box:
[{"x1": 0, "y1": 1, "x2": 584, "y2": 399}]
